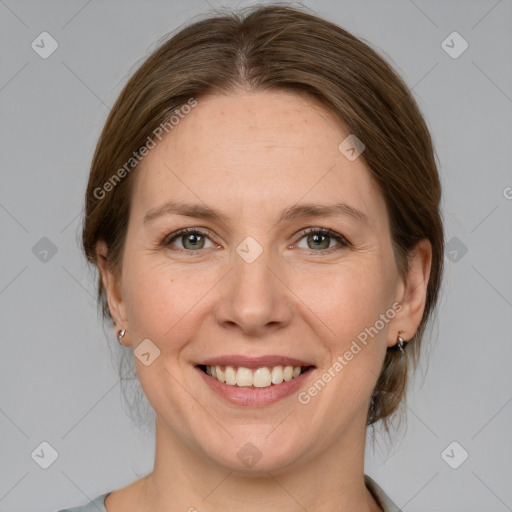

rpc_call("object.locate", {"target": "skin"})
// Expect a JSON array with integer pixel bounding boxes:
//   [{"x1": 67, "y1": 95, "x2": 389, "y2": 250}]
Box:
[{"x1": 97, "y1": 89, "x2": 432, "y2": 512}]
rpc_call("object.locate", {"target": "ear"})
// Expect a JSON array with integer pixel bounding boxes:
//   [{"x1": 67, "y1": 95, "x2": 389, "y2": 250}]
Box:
[
  {"x1": 96, "y1": 239, "x2": 128, "y2": 344},
  {"x1": 388, "y1": 239, "x2": 432, "y2": 346}
]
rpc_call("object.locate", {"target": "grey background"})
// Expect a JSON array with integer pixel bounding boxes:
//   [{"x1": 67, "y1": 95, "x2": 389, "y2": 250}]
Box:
[{"x1": 1, "y1": 0, "x2": 511, "y2": 511}]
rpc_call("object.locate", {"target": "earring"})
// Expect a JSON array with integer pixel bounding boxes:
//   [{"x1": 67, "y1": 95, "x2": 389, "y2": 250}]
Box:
[
  {"x1": 117, "y1": 329, "x2": 126, "y2": 343},
  {"x1": 390, "y1": 335, "x2": 408, "y2": 353}
]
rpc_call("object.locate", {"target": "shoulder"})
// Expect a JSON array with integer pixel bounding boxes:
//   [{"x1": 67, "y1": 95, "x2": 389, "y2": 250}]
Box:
[
  {"x1": 57, "y1": 493, "x2": 110, "y2": 512},
  {"x1": 364, "y1": 474, "x2": 403, "y2": 512}
]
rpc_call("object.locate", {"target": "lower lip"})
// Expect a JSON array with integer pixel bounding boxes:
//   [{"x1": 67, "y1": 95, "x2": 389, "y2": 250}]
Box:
[{"x1": 196, "y1": 367, "x2": 314, "y2": 406}]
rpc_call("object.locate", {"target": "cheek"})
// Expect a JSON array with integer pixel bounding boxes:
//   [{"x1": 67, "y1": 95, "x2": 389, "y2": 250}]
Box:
[
  {"x1": 294, "y1": 258, "x2": 395, "y2": 347},
  {"x1": 121, "y1": 250, "x2": 216, "y2": 344},
  {"x1": 296, "y1": 257, "x2": 395, "y2": 405}
]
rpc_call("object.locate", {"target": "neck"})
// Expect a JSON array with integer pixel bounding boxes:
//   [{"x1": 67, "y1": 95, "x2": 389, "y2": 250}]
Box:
[{"x1": 142, "y1": 415, "x2": 382, "y2": 512}]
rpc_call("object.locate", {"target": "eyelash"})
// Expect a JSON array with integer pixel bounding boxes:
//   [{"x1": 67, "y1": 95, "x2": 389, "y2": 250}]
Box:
[{"x1": 162, "y1": 227, "x2": 351, "y2": 254}]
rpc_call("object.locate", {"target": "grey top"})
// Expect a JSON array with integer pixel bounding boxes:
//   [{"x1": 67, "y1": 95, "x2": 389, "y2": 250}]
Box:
[{"x1": 57, "y1": 474, "x2": 402, "y2": 511}]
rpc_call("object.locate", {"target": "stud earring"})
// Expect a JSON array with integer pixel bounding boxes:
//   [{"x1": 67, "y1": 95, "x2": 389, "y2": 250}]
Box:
[
  {"x1": 117, "y1": 329, "x2": 126, "y2": 343},
  {"x1": 389, "y1": 335, "x2": 408, "y2": 353}
]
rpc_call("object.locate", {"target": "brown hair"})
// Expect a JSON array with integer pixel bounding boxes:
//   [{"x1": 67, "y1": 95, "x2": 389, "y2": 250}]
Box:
[{"x1": 82, "y1": 3, "x2": 443, "y2": 435}]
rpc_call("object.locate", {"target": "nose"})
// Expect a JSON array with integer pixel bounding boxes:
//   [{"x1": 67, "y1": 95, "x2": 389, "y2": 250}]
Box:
[{"x1": 213, "y1": 242, "x2": 294, "y2": 337}]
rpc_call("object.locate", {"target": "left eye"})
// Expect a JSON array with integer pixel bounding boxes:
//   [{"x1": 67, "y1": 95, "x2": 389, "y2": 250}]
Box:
[{"x1": 295, "y1": 228, "x2": 348, "y2": 251}]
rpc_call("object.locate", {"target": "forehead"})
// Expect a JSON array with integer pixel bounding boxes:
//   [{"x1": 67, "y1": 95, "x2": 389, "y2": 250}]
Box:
[{"x1": 131, "y1": 90, "x2": 387, "y2": 228}]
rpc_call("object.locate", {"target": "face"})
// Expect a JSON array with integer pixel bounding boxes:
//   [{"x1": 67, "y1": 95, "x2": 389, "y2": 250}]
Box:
[{"x1": 99, "y1": 90, "x2": 428, "y2": 474}]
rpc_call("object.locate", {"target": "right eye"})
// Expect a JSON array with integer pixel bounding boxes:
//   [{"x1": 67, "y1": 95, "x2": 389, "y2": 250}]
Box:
[{"x1": 163, "y1": 228, "x2": 217, "y2": 252}]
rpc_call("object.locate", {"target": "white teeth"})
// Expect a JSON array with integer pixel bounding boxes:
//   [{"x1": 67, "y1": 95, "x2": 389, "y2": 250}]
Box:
[
  {"x1": 271, "y1": 365, "x2": 284, "y2": 384},
  {"x1": 253, "y1": 367, "x2": 272, "y2": 388},
  {"x1": 204, "y1": 364, "x2": 306, "y2": 388},
  {"x1": 216, "y1": 366, "x2": 226, "y2": 383},
  {"x1": 236, "y1": 367, "x2": 253, "y2": 387},
  {"x1": 225, "y1": 366, "x2": 237, "y2": 385}
]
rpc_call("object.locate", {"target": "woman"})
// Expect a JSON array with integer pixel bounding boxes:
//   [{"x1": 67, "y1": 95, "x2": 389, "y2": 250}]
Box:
[{"x1": 59, "y1": 4, "x2": 443, "y2": 511}]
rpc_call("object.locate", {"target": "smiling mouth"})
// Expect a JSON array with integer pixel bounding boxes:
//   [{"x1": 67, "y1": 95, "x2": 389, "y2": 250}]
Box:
[{"x1": 197, "y1": 364, "x2": 314, "y2": 388}]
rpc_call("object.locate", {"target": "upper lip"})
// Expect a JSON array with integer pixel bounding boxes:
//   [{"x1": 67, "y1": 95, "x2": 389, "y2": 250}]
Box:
[{"x1": 197, "y1": 355, "x2": 315, "y2": 369}]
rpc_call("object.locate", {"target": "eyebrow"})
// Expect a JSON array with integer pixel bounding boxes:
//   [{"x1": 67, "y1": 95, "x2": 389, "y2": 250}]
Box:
[{"x1": 143, "y1": 201, "x2": 369, "y2": 226}]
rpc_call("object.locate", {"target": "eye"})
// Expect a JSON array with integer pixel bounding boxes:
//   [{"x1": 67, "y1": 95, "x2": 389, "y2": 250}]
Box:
[
  {"x1": 162, "y1": 227, "x2": 351, "y2": 254},
  {"x1": 294, "y1": 228, "x2": 350, "y2": 252},
  {"x1": 163, "y1": 228, "x2": 217, "y2": 251}
]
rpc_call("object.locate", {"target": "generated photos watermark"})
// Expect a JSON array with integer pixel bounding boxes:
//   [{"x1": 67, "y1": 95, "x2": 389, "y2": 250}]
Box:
[
  {"x1": 93, "y1": 97, "x2": 198, "y2": 200},
  {"x1": 297, "y1": 301, "x2": 403, "y2": 405}
]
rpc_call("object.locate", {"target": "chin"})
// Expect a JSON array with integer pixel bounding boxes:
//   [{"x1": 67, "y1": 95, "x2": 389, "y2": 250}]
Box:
[{"x1": 201, "y1": 429, "x2": 308, "y2": 475}]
